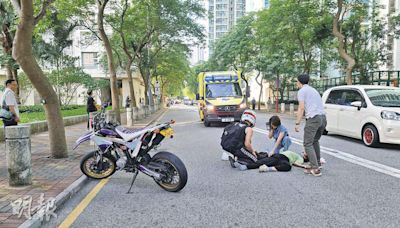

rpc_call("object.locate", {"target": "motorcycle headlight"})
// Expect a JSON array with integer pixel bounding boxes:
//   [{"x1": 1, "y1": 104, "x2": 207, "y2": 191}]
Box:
[
  {"x1": 381, "y1": 111, "x2": 400, "y2": 121},
  {"x1": 239, "y1": 103, "x2": 247, "y2": 109},
  {"x1": 206, "y1": 105, "x2": 215, "y2": 111}
]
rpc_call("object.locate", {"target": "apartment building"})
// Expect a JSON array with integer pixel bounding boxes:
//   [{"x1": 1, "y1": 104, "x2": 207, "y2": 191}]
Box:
[{"x1": 208, "y1": 0, "x2": 246, "y2": 55}]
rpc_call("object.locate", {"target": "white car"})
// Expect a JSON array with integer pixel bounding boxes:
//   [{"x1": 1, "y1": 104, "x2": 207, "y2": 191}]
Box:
[{"x1": 322, "y1": 85, "x2": 400, "y2": 147}]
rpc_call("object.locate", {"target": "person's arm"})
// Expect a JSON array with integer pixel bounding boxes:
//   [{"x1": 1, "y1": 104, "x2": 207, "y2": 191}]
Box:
[
  {"x1": 268, "y1": 129, "x2": 273, "y2": 139},
  {"x1": 271, "y1": 132, "x2": 285, "y2": 154},
  {"x1": 8, "y1": 105, "x2": 20, "y2": 122},
  {"x1": 292, "y1": 162, "x2": 306, "y2": 169},
  {"x1": 244, "y1": 127, "x2": 257, "y2": 156},
  {"x1": 295, "y1": 101, "x2": 305, "y2": 132}
]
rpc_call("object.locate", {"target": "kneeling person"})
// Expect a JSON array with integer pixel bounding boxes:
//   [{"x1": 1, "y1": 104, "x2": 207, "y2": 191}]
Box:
[{"x1": 221, "y1": 110, "x2": 259, "y2": 170}]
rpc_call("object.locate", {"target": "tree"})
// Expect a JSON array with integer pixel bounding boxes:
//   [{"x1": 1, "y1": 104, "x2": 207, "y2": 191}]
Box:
[
  {"x1": 0, "y1": 1, "x2": 20, "y2": 99},
  {"x1": 11, "y1": 0, "x2": 68, "y2": 158},
  {"x1": 97, "y1": 0, "x2": 121, "y2": 122},
  {"x1": 122, "y1": 0, "x2": 204, "y2": 106},
  {"x1": 331, "y1": 0, "x2": 400, "y2": 84},
  {"x1": 48, "y1": 66, "x2": 98, "y2": 105},
  {"x1": 107, "y1": 0, "x2": 138, "y2": 108},
  {"x1": 260, "y1": 0, "x2": 330, "y2": 76},
  {"x1": 32, "y1": 12, "x2": 78, "y2": 104},
  {"x1": 151, "y1": 43, "x2": 191, "y2": 100}
]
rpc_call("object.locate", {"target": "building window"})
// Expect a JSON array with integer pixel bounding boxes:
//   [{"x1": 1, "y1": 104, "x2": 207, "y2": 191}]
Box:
[{"x1": 81, "y1": 52, "x2": 98, "y2": 69}]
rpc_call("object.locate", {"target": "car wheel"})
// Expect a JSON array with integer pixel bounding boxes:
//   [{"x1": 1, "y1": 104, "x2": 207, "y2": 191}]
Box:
[
  {"x1": 362, "y1": 125, "x2": 379, "y2": 147},
  {"x1": 204, "y1": 118, "x2": 211, "y2": 127}
]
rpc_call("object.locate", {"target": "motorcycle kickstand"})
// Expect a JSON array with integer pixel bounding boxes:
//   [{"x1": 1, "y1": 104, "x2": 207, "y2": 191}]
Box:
[{"x1": 126, "y1": 169, "x2": 139, "y2": 194}]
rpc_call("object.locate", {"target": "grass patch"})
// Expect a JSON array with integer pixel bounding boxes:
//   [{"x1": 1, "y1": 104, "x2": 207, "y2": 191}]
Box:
[
  {"x1": 0, "y1": 107, "x2": 88, "y2": 126},
  {"x1": 1, "y1": 106, "x2": 120, "y2": 127}
]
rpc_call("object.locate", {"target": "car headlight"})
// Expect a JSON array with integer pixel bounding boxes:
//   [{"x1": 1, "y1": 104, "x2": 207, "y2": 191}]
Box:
[
  {"x1": 381, "y1": 111, "x2": 400, "y2": 121},
  {"x1": 206, "y1": 105, "x2": 215, "y2": 111},
  {"x1": 239, "y1": 103, "x2": 247, "y2": 109}
]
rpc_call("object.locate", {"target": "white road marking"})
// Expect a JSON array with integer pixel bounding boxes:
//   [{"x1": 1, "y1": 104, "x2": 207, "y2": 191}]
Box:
[{"x1": 254, "y1": 127, "x2": 400, "y2": 179}]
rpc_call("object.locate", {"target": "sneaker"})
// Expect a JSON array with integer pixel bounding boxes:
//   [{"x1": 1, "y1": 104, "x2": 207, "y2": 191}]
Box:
[
  {"x1": 234, "y1": 162, "x2": 248, "y2": 171},
  {"x1": 228, "y1": 156, "x2": 236, "y2": 168},
  {"x1": 259, "y1": 165, "x2": 268, "y2": 172},
  {"x1": 221, "y1": 151, "x2": 230, "y2": 161}
]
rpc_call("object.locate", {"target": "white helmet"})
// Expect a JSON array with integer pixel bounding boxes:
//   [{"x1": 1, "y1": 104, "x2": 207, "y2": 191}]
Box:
[{"x1": 241, "y1": 109, "x2": 256, "y2": 126}]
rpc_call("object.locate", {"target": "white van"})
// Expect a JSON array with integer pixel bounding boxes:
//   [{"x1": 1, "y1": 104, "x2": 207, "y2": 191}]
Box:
[{"x1": 322, "y1": 85, "x2": 400, "y2": 147}]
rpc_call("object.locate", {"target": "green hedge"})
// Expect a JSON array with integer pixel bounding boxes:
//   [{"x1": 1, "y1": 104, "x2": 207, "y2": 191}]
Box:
[{"x1": 19, "y1": 105, "x2": 84, "y2": 113}]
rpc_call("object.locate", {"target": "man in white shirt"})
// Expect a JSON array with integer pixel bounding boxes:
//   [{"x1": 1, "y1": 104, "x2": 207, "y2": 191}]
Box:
[
  {"x1": 1, "y1": 79, "x2": 20, "y2": 126},
  {"x1": 295, "y1": 74, "x2": 326, "y2": 177}
]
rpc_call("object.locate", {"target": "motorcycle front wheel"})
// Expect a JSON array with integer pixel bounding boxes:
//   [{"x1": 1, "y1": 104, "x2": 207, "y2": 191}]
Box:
[
  {"x1": 150, "y1": 151, "x2": 188, "y2": 192},
  {"x1": 80, "y1": 151, "x2": 117, "y2": 179}
]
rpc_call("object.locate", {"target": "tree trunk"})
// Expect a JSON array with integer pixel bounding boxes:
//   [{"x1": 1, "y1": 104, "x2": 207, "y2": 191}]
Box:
[
  {"x1": 138, "y1": 64, "x2": 149, "y2": 105},
  {"x1": 97, "y1": 0, "x2": 121, "y2": 122},
  {"x1": 255, "y1": 71, "x2": 263, "y2": 110},
  {"x1": 12, "y1": 0, "x2": 67, "y2": 158},
  {"x1": 125, "y1": 58, "x2": 137, "y2": 108},
  {"x1": 146, "y1": 66, "x2": 154, "y2": 106},
  {"x1": 333, "y1": 0, "x2": 355, "y2": 85}
]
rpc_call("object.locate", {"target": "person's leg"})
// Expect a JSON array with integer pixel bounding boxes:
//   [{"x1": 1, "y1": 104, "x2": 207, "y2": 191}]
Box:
[
  {"x1": 274, "y1": 155, "x2": 291, "y2": 172},
  {"x1": 281, "y1": 136, "x2": 292, "y2": 152},
  {"x1": 303, "y1": 117, "x2": 320, "y2": 169},
  {"x1": 87, "y1": 113, "x2": 90, "y2": 130},
  {"x1": 273, "y1": 144, "x2": 283, "y2": 154},
  {"x1": 313, "y1": 117, "x2": 324, "y2": 166},
  {"x1": 233, "y1": 148, "x2": 257, "y2": 171},
  {"x1": 311, "y1": 115, "x2": 327, "y2": 166},
  {"x1": 261, "y1": 154, "x2": 280, "y2": 167}
]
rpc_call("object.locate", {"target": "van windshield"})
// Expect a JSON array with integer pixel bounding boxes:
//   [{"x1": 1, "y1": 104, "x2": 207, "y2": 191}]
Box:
[
  {"x1": 206, "y1": 83, "x2": 242, "y2": 98},
  {"x1": 365, "y1": 88, "x2": 400, "y2": 107}
]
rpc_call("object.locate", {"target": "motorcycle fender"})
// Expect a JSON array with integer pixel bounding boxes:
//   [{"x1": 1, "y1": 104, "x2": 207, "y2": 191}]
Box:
[{"x1": 73, "y1": 131, "x2": 94, "y2": 150}]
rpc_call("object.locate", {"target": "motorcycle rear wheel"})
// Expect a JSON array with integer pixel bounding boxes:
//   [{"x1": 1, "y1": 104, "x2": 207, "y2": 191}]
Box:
[
  {"x1": 151, "y1": 151, "x2": 188, "y2": 192},
  {"x1": 80, "y1": 151, "x2": 117, "y2": 179}
]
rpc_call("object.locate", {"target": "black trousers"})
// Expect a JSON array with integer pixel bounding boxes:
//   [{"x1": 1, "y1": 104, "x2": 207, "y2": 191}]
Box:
[
  {"x1": 232, "y1": 148, "x2": 258, "y2": 163},
  {"x1": 2, "y1": 118, "x2": 17, "y2": 126},
  {"x1": 240, "y1": 153, "x2": 292, "y2": 172}
]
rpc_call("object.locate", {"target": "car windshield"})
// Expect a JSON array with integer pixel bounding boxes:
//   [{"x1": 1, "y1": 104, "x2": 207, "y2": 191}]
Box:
[
  {"x1": 365, "y1": 88, "x2": 400, "y2": 107},
  {"x1": 206, "y1": 83, "x2": 242, "y2": 98}
]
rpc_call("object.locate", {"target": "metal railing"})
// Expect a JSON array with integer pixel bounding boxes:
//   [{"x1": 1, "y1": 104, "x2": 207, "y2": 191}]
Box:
[{"x1": 283, "y1": 71, "x2": 400, "y2": 101}]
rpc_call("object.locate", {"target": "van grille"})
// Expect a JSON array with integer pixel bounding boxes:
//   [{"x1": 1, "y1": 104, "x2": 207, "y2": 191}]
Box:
[{"x1": 216, "y1": 105, "x2": 238, "y2": 112}]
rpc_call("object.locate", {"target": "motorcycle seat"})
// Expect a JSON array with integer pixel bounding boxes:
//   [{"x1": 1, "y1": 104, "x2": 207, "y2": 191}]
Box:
[{"x1": 115, "y1": 126, "x2": 146, "y2": 141}]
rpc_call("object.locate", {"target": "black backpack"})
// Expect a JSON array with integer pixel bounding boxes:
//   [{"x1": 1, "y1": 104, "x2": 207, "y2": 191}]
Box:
[{"x1": 220, "y1": 122, "x2": 246, "y2": 153}]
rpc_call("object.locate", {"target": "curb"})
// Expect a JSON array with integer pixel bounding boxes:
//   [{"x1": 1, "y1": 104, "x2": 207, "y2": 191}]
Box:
[
  {"x1": 18, "y1": 175, "x2": 88, "y2": 228},
  {"x1": 18, "y1": 107, "x2": 168, "y2": 228}
]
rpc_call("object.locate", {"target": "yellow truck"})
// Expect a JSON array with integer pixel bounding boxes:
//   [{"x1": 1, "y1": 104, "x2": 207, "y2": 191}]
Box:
[{"x1": 196, "y1": 71, "x2": 247, "y2": 127}]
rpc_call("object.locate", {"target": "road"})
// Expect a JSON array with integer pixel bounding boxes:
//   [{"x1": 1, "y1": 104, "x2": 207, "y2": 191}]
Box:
[{"x1": 45, "y1": 104, "x2": 400, "y2": 228}]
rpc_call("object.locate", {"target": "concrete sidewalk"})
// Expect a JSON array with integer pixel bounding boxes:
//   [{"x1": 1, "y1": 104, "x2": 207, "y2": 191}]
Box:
[{"x1": 0, "y1": 108, "x2": 167, "y2": 228}]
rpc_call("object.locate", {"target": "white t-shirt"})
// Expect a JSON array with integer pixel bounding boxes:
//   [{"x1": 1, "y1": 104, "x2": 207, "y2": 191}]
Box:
[
  {"x1": 1, "y1": 88, "x2": 19, "y2": 117},
  {"x1": 297, "y1": 85, "x2": 325, "y2": 119}
]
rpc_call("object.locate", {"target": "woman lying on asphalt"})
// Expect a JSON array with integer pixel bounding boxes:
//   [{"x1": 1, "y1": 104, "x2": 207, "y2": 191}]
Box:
[{"x1": 231, "y1": 150, "x2": 306, "y2": 172}]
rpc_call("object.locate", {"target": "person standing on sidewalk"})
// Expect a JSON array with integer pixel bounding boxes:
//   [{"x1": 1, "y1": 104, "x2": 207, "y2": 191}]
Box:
[
  {"x1": 294, "y1": 74, "x2": 326, "y2": 177},
  {"x1": 86, "y1": 90, "x2": 97, "y2": 130},
  {"x1": 1, "y1": 79, "x2": 20, "y2": 126},
  {"x1": 251, "y1": 98, "x2": 256, "y2": 110}
]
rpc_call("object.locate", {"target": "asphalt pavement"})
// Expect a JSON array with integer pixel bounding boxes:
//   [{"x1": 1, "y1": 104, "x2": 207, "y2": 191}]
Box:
[{"x1": 44, "y1": 104, "x2": 400, "y2": 228}]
